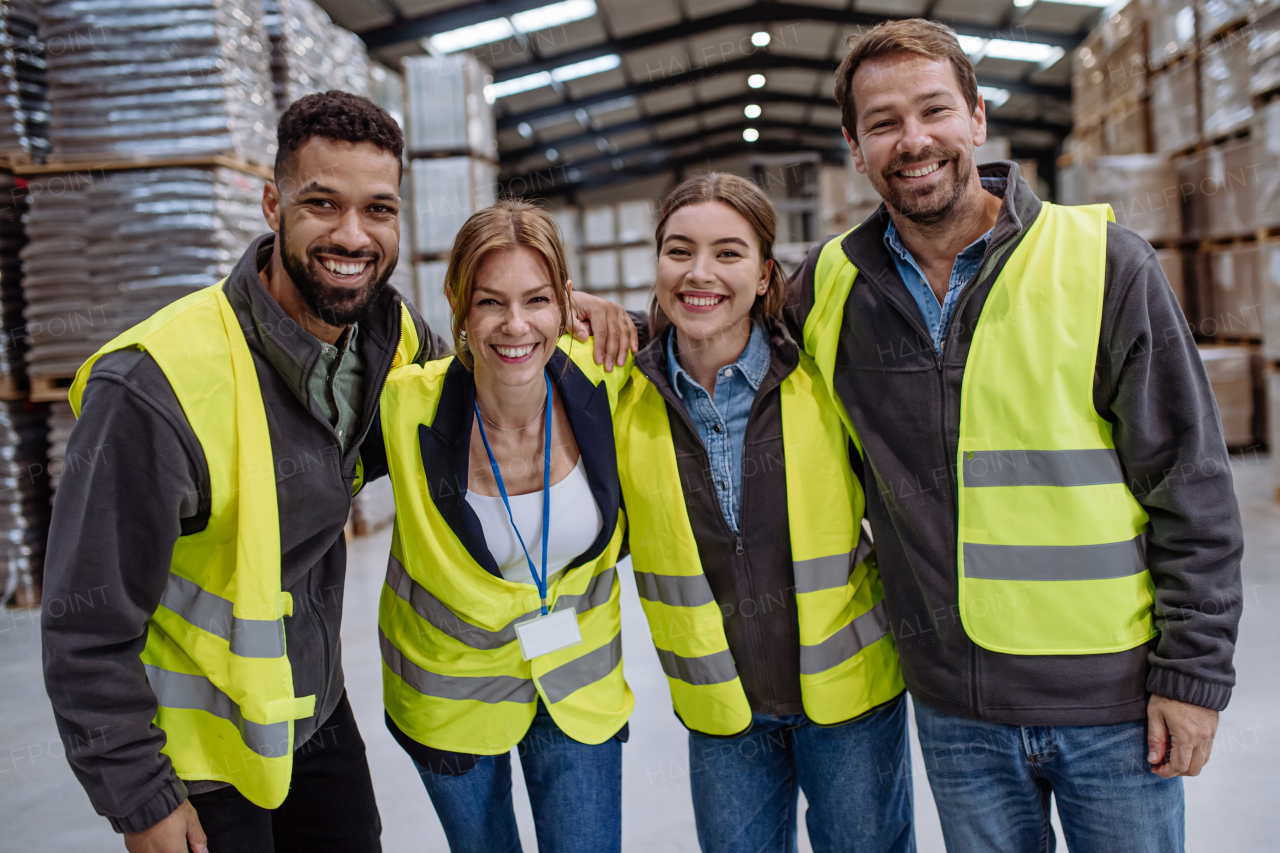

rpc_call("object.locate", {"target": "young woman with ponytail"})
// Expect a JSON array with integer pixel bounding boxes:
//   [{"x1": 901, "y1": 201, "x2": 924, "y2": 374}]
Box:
[{"x1": 613, "y1": 173, "x2": 914, "y2": 853}]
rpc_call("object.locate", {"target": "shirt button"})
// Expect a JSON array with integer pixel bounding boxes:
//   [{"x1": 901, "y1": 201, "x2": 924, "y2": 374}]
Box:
[
  {"x1": 713, "y1": 424, "x2": 722, "y2": 433},
  {"x1": 723, "y1": 368, "x2": 733, "y2": 377}
]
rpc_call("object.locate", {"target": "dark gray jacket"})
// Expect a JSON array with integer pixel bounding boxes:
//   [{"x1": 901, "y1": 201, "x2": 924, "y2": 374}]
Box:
[
  {"x1": 787, "y1": 162, "x2": 1244, "y2": 726},
  {"x1": 41, "y1": 234, "x2": 445, "y2": 833},
  {"x1": 634, "y1": 323, "x2": 807, "y2": 723}
]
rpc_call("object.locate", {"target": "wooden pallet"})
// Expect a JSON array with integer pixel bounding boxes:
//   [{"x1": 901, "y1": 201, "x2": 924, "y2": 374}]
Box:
[
  {"x1": 14, "y1": 153, "x2": 272, "y2": 181},
  {"x1": 0, "y1": 376, "x2": 24, "y2": 401},
  {"x1": 29, "y1": 375, "x2": 73, "y2": 403},
  {"x1": 0, "y1": 150, "x2": 33, "y2": 171}
]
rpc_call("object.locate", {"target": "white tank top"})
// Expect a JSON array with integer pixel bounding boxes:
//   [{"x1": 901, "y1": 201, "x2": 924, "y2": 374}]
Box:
[{"x1": 465, "y1": 458, "x2": 604, "y2": 586}]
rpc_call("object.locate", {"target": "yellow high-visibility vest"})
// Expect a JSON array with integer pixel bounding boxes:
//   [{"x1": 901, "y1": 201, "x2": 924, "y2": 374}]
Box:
[
  {"x1": 69, "y1": 280, "x2": 419, "y2": 807},
  {"x1": 807, "y1": 203, "x2": 1154, "y2": 656},
  {"x1": 378, "y1": 340, "x2": 634, "y2": 753},
  {"x1": 613, "y1": 349, "x2": 902, "y2": 736}
]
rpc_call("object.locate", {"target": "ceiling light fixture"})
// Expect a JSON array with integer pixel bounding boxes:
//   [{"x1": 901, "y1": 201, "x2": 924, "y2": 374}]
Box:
[
  {"x1": 744, "y1": 104, "x2": 762, "y2": 118},
  {"x1": 426, "y1": 0, "x2": 598, "y2": 54},
  {"x1": 751, "y1": 31, "x2": 771, "y2": 47},
  {"x1": 743, "y1": 128, "x2": 760, "y2": 142},
  {"x1": 748, "y1": 73, "x2": 766, "y2": 89},
  {"x1": 978, "y1": 85, "x2": 1011, "y2": 108},
  {"x1": 484, "y1": 54, "x2": 621, "y2": 100}
]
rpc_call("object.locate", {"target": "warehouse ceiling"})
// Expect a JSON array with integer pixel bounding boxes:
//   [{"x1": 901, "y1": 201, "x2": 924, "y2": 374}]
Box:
[{"x1": 314, "y1": 0, "x2": 1104, "y2": 194}]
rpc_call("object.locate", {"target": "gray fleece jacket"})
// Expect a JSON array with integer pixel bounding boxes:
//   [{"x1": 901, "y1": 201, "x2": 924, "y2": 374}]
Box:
[
  {"x1": 787, "y1": 162, "x2": 1244, "y2": 725},
  {"x1": 40, "y1": 234, "x2": 445, "y2": 833}
]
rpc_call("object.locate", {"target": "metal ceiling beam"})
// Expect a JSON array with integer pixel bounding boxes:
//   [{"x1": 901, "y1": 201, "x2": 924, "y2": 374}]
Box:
[
  {"x1": 363, "y1": 0, "x2": 1086, "y2": 56},
  {"x1": 503, "y1": 119, "x2": 845, "y2": 189},
  {"x1": 488, "y1": 1, "x2": 1081, "y2": 82},
  {"x1": 507, "y1": 138, "x2": 843, "y2": 198},
  {"x1": 495, "y1": 53, "x2": 1068, "y2": 130},
  {"x1": 501, "y1": 90, "x2": 1070, "y2": 163},
  {"x1": 362, "y1": 0, "x2": 556, "y2": 51}
]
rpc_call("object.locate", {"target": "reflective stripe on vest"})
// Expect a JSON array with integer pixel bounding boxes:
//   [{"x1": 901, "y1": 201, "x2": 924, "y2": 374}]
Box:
[
  {"x1": 68, "y1": 282, "x2": 377, "y2": 808},
  {"x1": 807, "y1": 205, "x2": 1155, "y2": 656},
  {"x1": 385, "y1": 554, "x2": 617, "y2": 650},
  {"x1": 160, "y1": 573, "x2": 286, "y2": 659},
  {"x1": 615, "y1": 350, "x2": 902, "y2": 736},
  {"x1": 377, "y1": 342, "x2": 634, "y2": 755}
]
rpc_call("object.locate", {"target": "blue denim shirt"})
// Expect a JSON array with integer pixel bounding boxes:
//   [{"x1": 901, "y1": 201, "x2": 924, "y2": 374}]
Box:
[
  {"x1": 884, "y1": 219, "x2": 993, "y2": 354},
  {"x1": 666, "y1": 322, "x2": 770, "y2": 533}
]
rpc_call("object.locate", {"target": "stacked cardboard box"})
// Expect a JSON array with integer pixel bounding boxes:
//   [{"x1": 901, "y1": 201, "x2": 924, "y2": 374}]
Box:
[
  {"x1": 1197, "y1": 0, "x2": 1254, "y2": 38},
  {"x1": 1149, "y1": 59, "x2": 1199, "y2": 153},
  {"x1": 1200, "y1": 36, "x2": 1254, "y2": 140},
  {"x1": 1204, "y1": 244, "x2": 1263, "y2": 336},
  {"x1": 40, "y1": 0, "x2": 276, "y2": 164},
  {"x1": 1146, "y1": 0, "x2": 1196, "y2": 69},
  {"x1": 1198, "y1": 345, "x2": 1255, "y2": 446},
  {"x1": 1086, "y1": 155, "x2": 1181, "y2": 242}
]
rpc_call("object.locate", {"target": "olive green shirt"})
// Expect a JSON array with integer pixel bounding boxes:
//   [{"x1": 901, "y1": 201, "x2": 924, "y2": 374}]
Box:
[{"x1": 307, "y1": 322, "x2": 364, "y2": 454}]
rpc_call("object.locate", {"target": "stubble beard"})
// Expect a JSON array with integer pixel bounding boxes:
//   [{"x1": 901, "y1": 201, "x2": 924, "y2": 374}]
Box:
[
  {"x1": 870, "y1": 144, "x2": 974, "y2": 228},
  {"x1": 278, "y1": 214, "x2": 397, "y2": 327}
]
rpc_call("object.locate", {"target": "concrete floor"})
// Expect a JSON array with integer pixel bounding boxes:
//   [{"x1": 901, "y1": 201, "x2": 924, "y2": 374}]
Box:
[{"x1": 2, "y1": 453, "x2": 1277, "y2": 852}]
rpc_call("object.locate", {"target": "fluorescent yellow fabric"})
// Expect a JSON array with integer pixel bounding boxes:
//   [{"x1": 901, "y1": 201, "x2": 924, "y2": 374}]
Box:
[
  {"x1": 70, "y1": 281, "x2": 312, "y2": 809},
  {"x1": 806, "y1": 204, "x2": 1154, "y2": 656},
  {"x1": 614, "y1": 351, "x2": 901, "y2": 735},
  {"x1": 378, "y1": 338, "x2": 634, "y2": 753}
]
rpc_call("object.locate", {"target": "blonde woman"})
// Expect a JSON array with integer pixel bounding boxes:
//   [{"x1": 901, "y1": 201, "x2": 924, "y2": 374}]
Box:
[
  {"x1": 613, "y1": 174, "x2": 911, "y2": 852},
  {"x1": 364, "y1": 200, "x2": 634, "y2": 852}
]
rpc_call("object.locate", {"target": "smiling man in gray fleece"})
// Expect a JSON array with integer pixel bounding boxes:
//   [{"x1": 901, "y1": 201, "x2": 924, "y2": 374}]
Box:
[{"x1": 789, "y1": 20, "x2": 1244, "y2": 853}]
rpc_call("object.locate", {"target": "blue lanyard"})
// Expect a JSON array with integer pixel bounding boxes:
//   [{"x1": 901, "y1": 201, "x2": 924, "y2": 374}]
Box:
[{"x1": 473, "y1": 372, "x2": 554, "y2": 615}]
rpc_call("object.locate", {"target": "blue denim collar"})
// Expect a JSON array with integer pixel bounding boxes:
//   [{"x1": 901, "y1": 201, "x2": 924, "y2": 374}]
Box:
[
  {"x1": 666, "y1": 321, "x2": 769, "y2": 400},
  {"x1": 881, "y1": 217, "x2": 994, "y2": 266}
]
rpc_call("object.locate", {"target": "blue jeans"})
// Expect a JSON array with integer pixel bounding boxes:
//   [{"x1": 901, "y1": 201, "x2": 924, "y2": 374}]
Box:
[
  {"x1": 913, "y1": 698, "x2": 1184, "y2": 853},
  {"x1": 688, "y1": 693, "x2": 915, "y2": 853},
  {"x1": 412, "y1": 703, "x2": 622, "y2": 853}
]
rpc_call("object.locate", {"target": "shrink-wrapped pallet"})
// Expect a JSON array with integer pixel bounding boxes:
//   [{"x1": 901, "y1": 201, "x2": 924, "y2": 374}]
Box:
[
  {"x1": 1196, "y1": 0, "x2": 1254, "y2": 38},
  {"x1": 411, "y1": 259, "x2": 451, "y2": 339},
  {"x1": 1253, "y1": 101, "x2": 1280, "y2": 229},
  {"x1": 584, "y1": 248, "x2": 619, "y2": 290},
  {"x1": 616, "y1": 201, "x2": 653, "y2": 244},
  {"x1": 1251, "y1": 5, "x2": 1280, "y2": 96},
  {"x1": 1145, "y1": 0, "x2": 1196, "y2": 69},
  {"x1": 582, "y1": 204, "x2": 615, "y2": 247},
  {"x1": 40, "y1": 0, "x2": 275, "y2": 164},
  {"x1": 20, "y1": 167, "x2": 265, "y2": 379},
  {"x1": 1200, "y1": 36, "x2": 1254, "y2": 138},
  {"x1": 1150, "y1": 61, "x2": 1199, "y2": 153},
  {"x1": 0, "y1": 399, "x2": 49, "y2": 607},
  {"x1": 620, "y1": 245, "x2": 655, "y2": 290},
  {"x1": 263, "y1": 0, "x2": 370, "y2": 113},
  {"x1": 1105, "y1": 29, "x2": 1147, "y2": 102},
  {"x1": 0, "y1": 172, "x2": 29, "y2": 391},
  {"x1": 403, "y1": 55, "x2": 495, "y2": 160},
  {"x1": 1087, "y1": 155, "x2": 1181, "y2": 242},
  {"x1": 1199, "y1": 344, "x2": 1254, "y2": 446},
  {"x1": 1206, "y1": 244, "x2": 1263, "y2": 336},
  {"x1": 409, "y1": 156, "x2": 497, "y2": 256},
  {"x1": 1262, "y1": 241, "x2": 1280, "y2": 359},
  {"x1": 1270, "y1": 369, "x2": 1280, "y2": 495},
  {"x1": 0, "y1": 0, "x2": 48, "y2": 161}
]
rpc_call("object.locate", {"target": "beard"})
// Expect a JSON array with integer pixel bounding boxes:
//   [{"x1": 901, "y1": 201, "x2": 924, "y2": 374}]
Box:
[
  {"x1": 277, "y1": 215, "x2": 396, "y2": 327},
  {"x1": 869, "y1": 144, "x2": 973, "y2": 227}
]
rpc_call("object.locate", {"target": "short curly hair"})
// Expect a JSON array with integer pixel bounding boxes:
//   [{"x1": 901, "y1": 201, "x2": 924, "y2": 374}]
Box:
[{"x1": 274, "y1": 90, "x2": 404, "y2": 182}]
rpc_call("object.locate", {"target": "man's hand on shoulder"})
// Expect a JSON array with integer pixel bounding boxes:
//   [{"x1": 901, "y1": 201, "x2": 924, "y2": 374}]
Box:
[
  {"x1": 1147, "y1": 694, "x2": 1219, "y2": 778},
  {"x1": 568, "y1": 291, "x2": 638, "y2": 371},
  {"x1": 124, "y1": 800, "x2": 208, "y2": 853}
]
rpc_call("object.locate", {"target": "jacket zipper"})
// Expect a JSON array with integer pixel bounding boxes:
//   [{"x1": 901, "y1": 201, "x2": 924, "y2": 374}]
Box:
[
  {"x1": 636, "y1": 350, "x2": 794, "y2": 710},
  {"x1": 350, "y1": 300, "x2": 405, "y2": 461},
  {"x1": 840, "y1": 230, "x2": 1017, "y2": 720}
]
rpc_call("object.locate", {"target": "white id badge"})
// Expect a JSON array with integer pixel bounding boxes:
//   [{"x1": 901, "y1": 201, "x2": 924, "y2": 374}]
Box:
[{"x1": 514, "y1": 606, "x2": 583, "y2": 661}]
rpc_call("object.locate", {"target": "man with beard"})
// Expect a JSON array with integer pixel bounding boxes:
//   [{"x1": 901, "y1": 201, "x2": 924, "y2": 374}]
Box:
[
  {"x1": 789, "y1": 20, "x2": 1242, "y2": 852},
  {"x1": 41, "y1": 91, "x2": 636, "y2": 853}
]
